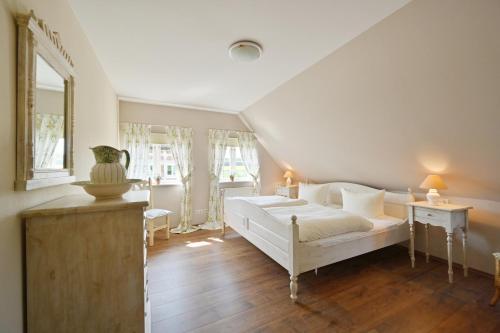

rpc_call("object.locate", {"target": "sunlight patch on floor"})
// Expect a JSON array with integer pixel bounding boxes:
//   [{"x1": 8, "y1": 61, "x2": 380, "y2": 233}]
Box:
[
  {"x1": 184, "y1": 237, "x2": 224, "y2": 248},
  {"x1": 185, "y1": 241, "x2": 211, "y2": 248},
  {"x1": 207, "y1": 237, "x2": 224, "y2": 243}
]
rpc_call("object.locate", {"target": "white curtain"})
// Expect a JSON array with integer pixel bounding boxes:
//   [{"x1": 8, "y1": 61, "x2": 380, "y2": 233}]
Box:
[
  {"x1": 166, "y1": 126, "x2": 198, "y2": 233},
  {"x1": 35, "y1": 113, "x2": 64, "y2": 169},
  {"x1": 121, "y1": 123, "x2": 151, "y2": 179},
  {"x1": 200, "y1": 129, "x2": 230, "y2": 230},
  {"x1": 236, "y1": 131, "x2": 261, "y2": 194},
  {"x1": 150, "y1": 144, "x2": 163, "y2": 179}
]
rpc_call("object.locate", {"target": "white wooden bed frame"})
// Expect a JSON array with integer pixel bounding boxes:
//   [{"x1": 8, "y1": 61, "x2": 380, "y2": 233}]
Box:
[{"x1": 221, "y1": 182, "x2": 414, "y2": 301}]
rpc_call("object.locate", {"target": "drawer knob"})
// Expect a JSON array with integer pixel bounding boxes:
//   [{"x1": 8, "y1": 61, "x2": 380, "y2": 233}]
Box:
[{"x1": 427, "y1": 213, "x2": 433, "y2": 217}]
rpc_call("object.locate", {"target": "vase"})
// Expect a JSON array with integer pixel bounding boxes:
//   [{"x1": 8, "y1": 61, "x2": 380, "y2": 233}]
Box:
[{"x1": 90, "y1": 146, "x2": 130, "y2": 184}]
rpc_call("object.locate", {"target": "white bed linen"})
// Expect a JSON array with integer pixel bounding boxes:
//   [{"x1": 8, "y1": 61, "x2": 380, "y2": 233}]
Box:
[
  {"x1": 264, "y1": 204, "x2": 374, "y2": 242},
  {"x1": 304, "y1": 214, "x2": 406, "y2": 247},
  {"x1": 226, "y1": 195, "x2": 307, "y2": 208}
]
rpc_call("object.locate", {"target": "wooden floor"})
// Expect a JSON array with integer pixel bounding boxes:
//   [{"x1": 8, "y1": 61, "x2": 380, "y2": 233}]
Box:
[{"x1": 147, "y1": 229, "x2": 500, "y2": 333}]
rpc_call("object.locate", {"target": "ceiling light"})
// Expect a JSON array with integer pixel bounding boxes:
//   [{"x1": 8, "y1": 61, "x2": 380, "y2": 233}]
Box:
[{"x1": 228, "y1": 41, "x2": 262, "y2": 62}]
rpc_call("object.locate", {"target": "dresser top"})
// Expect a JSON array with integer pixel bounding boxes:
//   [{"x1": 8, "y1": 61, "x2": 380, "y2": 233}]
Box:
[
  {"x1": 21, "y1": 190, "x2": 150, "y2": 218},
  {"x1": 407, "y1": 201, "x2": 473, "y2": 212}
]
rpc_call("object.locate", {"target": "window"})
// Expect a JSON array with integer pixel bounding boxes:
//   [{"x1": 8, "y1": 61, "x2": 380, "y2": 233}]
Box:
[
  {"x1": 147, "y1": 143, "x2": 180, "y2": 184},
  {"x1": 220, "y1": 146, "x2": 252, "y2": 182},
  {"x1": 47, "y1": 138, "x2": 65, "y2": 169}
]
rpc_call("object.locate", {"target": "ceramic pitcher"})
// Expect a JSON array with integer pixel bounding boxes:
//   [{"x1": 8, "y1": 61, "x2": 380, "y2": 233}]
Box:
[{"x1": 90, "y1": 146, "x2": 130, "y2": 184}]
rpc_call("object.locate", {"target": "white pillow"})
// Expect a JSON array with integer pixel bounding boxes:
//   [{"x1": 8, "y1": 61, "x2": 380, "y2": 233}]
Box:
[
  {"x1": 341, "y1": 188, "x2": 385, "y2": 218},
  {"x1": 298, "y1": 183, "x2": 329, "y2": 205}
]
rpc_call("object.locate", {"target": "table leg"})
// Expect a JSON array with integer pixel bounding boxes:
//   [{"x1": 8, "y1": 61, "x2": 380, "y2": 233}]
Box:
[
  {"x1": 425, "y1": 224, "x2": 430, "y2": 263},
  {"x1": 462, "y1": 228, "x2": 468, "y2": 277},
  {"x1": 409, "y1": 223, "x2": 415, "y2": 268},
  {"x1": 447, "y1": 232, "x2": 454, "y2": 283},
  {"x1": 147, "y1": 220, "x2": 155, "y2": 247},
  {"x1": 490, "y1": 288, "x2": 499, "y2": 306},
  {"x1": 491, "y1": 256, "x2": 499, "y2": 306},
  {"x1": 166, "y1": 215, "x2": 170, "y2": 240}
]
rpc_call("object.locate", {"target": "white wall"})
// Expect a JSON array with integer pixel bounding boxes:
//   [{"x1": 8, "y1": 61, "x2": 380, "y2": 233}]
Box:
[
  {"x1": 242, "y1": 0, "x2": 500, "y2": 274},
  {"x1": 119, "y1": 101, "x2": 283, "y2": 227},
  {"x1": 0, "y1": 0, "x2": 118, "y2": 331}
]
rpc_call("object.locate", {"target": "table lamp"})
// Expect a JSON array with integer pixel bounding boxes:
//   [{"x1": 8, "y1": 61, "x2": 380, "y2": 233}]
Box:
[
  {"x1": 283, "y1": 171, "x2": 293, "y2": 186},
  {"x1": 420, "y1": 174, "x2": 447, "y2": 205}
]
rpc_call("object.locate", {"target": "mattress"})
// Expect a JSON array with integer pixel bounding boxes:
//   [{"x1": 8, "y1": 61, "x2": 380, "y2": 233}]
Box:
[
  {"x1": 264, "y1": 204, "x2": 374, "y2": 242},
  {"x1": 303, "y1": 214, "x2": 406, "y2": 247}
]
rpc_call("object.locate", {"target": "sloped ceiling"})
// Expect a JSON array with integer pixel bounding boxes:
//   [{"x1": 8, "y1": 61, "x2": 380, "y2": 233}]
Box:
[
  {"x1": 242, "y1": 0, "x2": 500, "y2": 201},
  {"x1": 68, "y1": 0, "x2": 410, "y2": 112}
]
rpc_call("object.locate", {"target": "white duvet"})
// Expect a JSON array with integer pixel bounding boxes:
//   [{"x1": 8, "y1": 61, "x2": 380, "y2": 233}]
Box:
[
  {"x1": 227, "y1": 195, "x2": 307, "y2": 208},
  {"x1": 264, "y1": 204, "x2": 374, "y2": 242}
]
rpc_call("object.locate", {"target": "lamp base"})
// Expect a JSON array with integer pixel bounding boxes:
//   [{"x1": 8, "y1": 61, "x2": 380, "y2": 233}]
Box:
[
  {"x1": 286, "y1": 178, "x2": 292, "y2": 187},
  {"x1": 426, "y1": 189, "x2": 442, "y2": 205}
]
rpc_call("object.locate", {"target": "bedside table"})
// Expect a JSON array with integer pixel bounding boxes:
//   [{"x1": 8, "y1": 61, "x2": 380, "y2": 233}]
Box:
[
  {"x1": 275, "y1": 184, "x2": 298, "y2": 199},
  {"x1": 407, "y1": 201, "x2": 473, "y2": 283}
]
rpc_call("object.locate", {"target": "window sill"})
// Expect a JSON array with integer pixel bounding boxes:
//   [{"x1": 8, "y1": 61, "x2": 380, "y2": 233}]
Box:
[
  {"x1": 151, "y1": 182, "x2": 182, "y2": 187},
  {"x1": 219, "y1": 181, "x2": 254, "y2": 188}
]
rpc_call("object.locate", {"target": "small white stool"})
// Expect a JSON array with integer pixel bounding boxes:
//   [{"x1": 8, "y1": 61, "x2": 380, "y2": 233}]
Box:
[
  {"x1": 134, "y1": 178, "x2": 174, "y2": 246},
  {"x1": 145, "y1": 209, "x2": 173, "y2": 246}
]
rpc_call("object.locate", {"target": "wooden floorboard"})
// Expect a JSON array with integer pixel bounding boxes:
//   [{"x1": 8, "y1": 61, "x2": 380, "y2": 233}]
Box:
[{"x1": 147, "y1": 229, "x2": 500, "y2": 333}]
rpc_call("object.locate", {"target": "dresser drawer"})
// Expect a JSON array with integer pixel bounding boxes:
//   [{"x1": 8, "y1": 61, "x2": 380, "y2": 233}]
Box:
[
  {"x1": 276, "y1": 186, "x2": 288, "y2": 196},
  {"x1": 414, "y1": 207, "x2": 449, "y2": 224}
]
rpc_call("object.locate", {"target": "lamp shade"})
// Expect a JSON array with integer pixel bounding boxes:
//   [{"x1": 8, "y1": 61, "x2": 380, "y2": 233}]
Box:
[
  {"x1": 283, "y1": 171, "x2": 293, "y2": 179},
  {"x1": 419, "y1": 175, "x2": 447, "y2": 190}
]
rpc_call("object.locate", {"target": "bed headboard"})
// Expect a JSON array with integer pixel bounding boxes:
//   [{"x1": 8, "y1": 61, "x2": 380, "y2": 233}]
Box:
[{"x1": 326, "y1": 182, "x2": 414, "y2": 220}]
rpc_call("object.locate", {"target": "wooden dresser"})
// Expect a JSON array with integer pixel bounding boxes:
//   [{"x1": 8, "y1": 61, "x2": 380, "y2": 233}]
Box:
[{"x1": 22, "y1": 191, "x2": 151, "y2": 333}]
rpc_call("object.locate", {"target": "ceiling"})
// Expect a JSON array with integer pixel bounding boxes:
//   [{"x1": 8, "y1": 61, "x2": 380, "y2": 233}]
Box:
[
  {"x1": 36, "y1": 55, "x2": 64, "y2": 91},
  {"x1": 69, "y1": 0, "x2": 410, "y2": 113}
]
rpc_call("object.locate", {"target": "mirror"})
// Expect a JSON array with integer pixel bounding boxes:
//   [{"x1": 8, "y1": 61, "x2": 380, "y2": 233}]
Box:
[
  {"x1": 35, "y1": 54, "x2": 66, "y2": 170},
  {"x1": 16, "y1": 11, "x2": 75, "y2": 191}
]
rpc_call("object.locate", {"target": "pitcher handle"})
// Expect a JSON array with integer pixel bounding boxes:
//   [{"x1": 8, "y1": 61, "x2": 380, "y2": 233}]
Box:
[{"x1": 122, "y1": 149, "x2": 130, "y2": 170}]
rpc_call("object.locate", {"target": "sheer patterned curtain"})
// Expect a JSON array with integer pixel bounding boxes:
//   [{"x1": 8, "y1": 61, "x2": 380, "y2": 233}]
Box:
[
  {"x1": 35, "y1": 113, "x2": 64, "y2": 169},
  {"x1": 236, "y1": 131, "x2": 261, "y2": 194},
  {"x1": 150, "y1": 144, "x2": 163, "y2": 178},
  {"x1": 120, "y1": 122, "x2": 151, "y2": 179},
  {"x1": 166, "y1": 126, "x2": 198, "y2": 233},
  {"x1": 200, "y1": 129, "x2": 230, "y2": 230}
]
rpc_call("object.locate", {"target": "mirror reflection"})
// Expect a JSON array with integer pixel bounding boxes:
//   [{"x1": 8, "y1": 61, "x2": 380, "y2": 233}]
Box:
[{"x1": 35, "y1": 54, "x2": 65, "y2": 169}]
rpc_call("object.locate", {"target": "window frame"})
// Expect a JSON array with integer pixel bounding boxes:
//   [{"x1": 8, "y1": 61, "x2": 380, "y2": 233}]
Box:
[
  {"x1": 219, "y1": 143, "x2": 252, "y2": 183},
  {"x1": 147, "y1": 143, "x2": 181, "y2": 186}
]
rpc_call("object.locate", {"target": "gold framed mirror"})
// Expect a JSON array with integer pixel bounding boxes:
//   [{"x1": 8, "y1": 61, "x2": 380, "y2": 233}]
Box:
[{"x1": 15, "y1": 11, "x2": 75, "y2": 191}]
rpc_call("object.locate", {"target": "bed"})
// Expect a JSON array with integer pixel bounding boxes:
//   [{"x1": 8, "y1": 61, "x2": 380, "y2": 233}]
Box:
[{"x1": 221, "y1": 182, "x2": 414, "y2": 301}]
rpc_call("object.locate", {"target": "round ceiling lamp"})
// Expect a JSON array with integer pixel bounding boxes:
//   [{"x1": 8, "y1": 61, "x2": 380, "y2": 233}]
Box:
[{"x1": 228, "y1": 41, "x2": 263, "y2": 62}]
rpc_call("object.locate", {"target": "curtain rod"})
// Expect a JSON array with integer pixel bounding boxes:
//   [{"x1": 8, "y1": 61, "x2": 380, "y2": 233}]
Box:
[
  {"x1": 119, "y1": 121, "x2": 192, "y2": 131},
  {"x1": 120, "y1": 122, "x2": 254, "y2": 134}
]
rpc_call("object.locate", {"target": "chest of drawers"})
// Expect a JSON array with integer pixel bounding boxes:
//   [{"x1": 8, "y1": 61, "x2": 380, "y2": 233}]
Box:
[
  {"x1": 275, "y1": 184, "x2": 299, "y2": 199},
  {"x1": 22, "y1": 191, "x2": 151, "y2": 333}
]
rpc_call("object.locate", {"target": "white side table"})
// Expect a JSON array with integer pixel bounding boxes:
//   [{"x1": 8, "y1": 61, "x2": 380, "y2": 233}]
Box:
[
  {"x1": 407, "y1": 201, "x2": 472, "y2": 283},
  {"x1": 275, "y1": 184, "x2": 299, "y2": 199}
]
